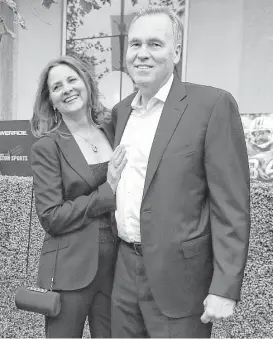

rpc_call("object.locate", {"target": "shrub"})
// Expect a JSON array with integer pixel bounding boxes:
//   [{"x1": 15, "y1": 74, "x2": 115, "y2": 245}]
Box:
[{"x1": 0, "y1": 176, "x2": 272, "y2": 337}]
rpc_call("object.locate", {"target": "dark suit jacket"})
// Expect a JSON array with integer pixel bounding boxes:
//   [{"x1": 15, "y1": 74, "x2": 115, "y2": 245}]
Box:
[
  {"x1": 31, "y1": 121, "x2": 116, "y2": 291},
  {"x1": 111, "y1": 76, "x2": 250, "y2": 318}
]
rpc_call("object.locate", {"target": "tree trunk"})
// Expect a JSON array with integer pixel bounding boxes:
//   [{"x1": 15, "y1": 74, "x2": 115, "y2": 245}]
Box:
[{"x1": 0, "y1": 3, "x2": 15, "y2": 120}]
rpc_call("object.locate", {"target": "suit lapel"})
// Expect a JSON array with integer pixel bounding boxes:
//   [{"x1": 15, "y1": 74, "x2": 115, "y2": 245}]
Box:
[
  {"x1": 142, "y1": 78, "x2": 188, "y2": 200},
  {"x1": 114, "y1": 93, "x2": 136, "y2": 148},
  {"x1": 52, "y1": 121, "x2": 96, "y2": 188},
  {"x1": 101, "y1": 121, "x2": 115, "y2": 148}
]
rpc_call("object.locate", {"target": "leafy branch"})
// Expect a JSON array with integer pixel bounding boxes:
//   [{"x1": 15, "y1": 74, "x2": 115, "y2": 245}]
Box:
[
  {"x1": 0, "y1": 0, "x2": 26, "y2": 41},
  {"x1": 0, "y1": 0, "x2": 58, "y2": 42},
  {"x1": 66, "y1": 0, "x2": 138, "y2": 78}
]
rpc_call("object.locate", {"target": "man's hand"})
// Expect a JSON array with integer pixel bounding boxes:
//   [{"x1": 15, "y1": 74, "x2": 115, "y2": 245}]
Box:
[
  {"x1": 107, "y1": 145, "x2": 127, "y2": 194},
  {"x1": 200, "y1": 294, "x2": 236, "y2": 323}
]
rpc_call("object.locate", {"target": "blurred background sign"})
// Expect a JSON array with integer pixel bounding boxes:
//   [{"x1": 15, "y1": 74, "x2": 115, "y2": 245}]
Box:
[
  {"x1": 241, "y1": 113, "x2": 273, "y2": 182},
  {"x1": 0, "y1": 120, "x2": 36, "y2": 176}
]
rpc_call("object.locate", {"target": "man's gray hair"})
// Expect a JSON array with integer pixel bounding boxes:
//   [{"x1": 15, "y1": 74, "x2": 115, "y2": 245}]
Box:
[{"x1": 128, "y1": 6, "x2": 184, "y2": 46}]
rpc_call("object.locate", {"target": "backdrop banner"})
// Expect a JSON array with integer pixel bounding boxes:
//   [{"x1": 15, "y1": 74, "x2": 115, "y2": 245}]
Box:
[
  {"x1": 1, "y1": 114, "x2": 272, "y2": 180},
  {"x1": 241, "y1": 113, "x2": 273, "y2": 182},
  {"x1": 0, "y1": 120, "x2": 36, "y2": 176}
]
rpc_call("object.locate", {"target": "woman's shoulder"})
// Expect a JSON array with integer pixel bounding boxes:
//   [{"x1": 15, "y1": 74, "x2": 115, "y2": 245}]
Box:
[{"x1": 32, "y1": 133, "x2": 58, "y2": 153}]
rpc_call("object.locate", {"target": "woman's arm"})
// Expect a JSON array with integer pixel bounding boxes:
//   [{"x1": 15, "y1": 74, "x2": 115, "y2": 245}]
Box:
[{"x1": 31, "y1": 136, "x2": 116, "y2": 236}]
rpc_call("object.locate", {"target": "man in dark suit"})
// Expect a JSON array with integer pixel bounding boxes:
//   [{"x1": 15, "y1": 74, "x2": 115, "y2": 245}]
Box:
[{"x1": 109, "y1": 5, "x2": 250, "y2": 338}]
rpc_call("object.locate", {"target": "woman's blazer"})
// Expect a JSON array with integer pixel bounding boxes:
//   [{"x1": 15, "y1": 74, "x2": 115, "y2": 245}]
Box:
[{"x1": 31, "y1": 120, "x2": 116, "y2": 291}]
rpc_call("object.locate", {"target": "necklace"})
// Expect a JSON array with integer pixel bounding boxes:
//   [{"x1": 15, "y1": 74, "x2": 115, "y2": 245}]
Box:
[{"x1": 74, "y1": 132, "x2": 98, "y2": 153}]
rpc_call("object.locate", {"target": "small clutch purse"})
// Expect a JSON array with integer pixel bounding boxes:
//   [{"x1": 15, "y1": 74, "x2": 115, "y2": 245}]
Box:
[
  {"x1": 15, "y1": 187, "x2": 61, "y2": 318},
  {"x1": 15, "y1": 287, "x2": 61, "y2": 317}
]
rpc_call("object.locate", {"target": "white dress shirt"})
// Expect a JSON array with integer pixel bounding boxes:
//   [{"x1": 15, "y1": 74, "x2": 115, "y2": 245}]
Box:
[{"x1": 115, "y1": 74, "x2": 174, "y2": 243}]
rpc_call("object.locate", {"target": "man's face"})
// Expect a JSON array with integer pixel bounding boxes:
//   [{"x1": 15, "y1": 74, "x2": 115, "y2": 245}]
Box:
[{"x1": 126, "y1": 13, "x2": 181, "y2": 92}]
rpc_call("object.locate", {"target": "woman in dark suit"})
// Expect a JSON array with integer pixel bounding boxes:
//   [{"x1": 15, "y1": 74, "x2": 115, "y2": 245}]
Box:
[{"x1": 30, "y1": 55, "x2": 126, "y2": 338}]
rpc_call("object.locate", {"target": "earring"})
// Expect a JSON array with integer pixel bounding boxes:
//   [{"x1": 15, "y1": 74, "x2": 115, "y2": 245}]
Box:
[{"x1": 53, "y1": 107, "x2": 58, "y2": 123}]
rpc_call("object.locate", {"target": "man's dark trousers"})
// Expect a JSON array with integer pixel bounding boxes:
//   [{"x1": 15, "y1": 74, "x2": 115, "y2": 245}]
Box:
[{"x1": 111, "y1": 241, "x2": 212, "y2": 338}]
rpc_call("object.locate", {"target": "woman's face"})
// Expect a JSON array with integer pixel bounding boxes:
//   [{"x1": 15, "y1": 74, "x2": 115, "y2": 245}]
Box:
[{"x1": 47, "y1": 64, "x2": 88, "y2": 117}]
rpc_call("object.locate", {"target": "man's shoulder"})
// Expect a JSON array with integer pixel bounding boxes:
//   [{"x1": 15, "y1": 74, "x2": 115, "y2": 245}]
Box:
[
  {"x1": 183, "y1": 82, "x2": 227, "y2": 98},
  {"x1": 176, "y1": 81, "x2": 239, "y2": 115}
]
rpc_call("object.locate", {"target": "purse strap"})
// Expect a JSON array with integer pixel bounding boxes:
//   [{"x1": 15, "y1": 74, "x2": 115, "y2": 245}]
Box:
[
  {"x1": 26, "y1": 182, "x2": 59, "y2": 291},
  {"x1": 25, "y1": 185, "x2": 34, "y2": 276}
]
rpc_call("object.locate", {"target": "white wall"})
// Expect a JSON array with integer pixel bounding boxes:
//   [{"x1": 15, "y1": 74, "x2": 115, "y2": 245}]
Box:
[
  {"x1": 15, "y1": 0, "x2": 63, "y2": 120},
  {"x1": 186, "y1": 0, "x2": 273, "y2": 114},
  {"x1": 13, "y1": 0, "x2": 273, "y2": 118},
  {"x1": 238, "y1": 0, "x2": 273, "y2": 113}
]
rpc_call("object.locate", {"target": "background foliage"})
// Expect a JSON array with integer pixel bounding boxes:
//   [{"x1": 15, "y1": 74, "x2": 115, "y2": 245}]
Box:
[
  {"x1": 0, "y1": 0, "x2": 184, "y2": 77},
  {"x1": 0, "y1": 0, "x2": 184, "y2": 40},
  {"x1": 66, "y1": 0, "x2": 185, "y2": 79},
  {"x1": 0, "y1": 175, "x2": 272, "y2": 337}
]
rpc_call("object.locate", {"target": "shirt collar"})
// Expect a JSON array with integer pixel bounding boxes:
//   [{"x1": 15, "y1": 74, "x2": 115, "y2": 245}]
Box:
[{"x1": 131, "y1": 73, "x2": 174, "y2": 109}]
